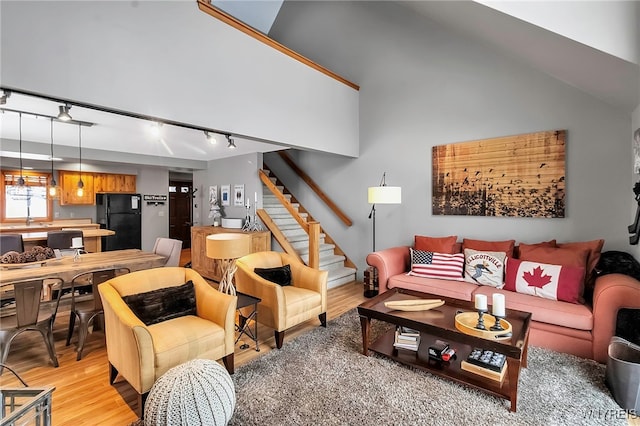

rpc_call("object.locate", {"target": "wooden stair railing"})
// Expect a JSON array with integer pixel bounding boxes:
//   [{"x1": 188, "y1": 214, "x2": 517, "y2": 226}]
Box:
[
  {"x1": 260, "y1": 168, "x2": 356, "y2": 270},
  {"x1": 196, "y1": 0, "x2": 359, "y2": 91},
  {"x1": 277, "y1": 151, "x2": 353, "y2": 227}
]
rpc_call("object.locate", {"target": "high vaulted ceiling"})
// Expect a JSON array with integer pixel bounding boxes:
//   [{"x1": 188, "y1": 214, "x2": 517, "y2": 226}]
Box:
[{"x1": 1, "y1": 1, "x2": 637, "y2": 173}]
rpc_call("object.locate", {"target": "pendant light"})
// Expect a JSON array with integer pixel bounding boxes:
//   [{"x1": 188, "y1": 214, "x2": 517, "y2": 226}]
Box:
[
  {"x1": 48, "y1": 118, "x2": 57, "y2": 197},
  {"x1": 17, "y1": 112, "x2": 25, "y2": 188},
  {"x1": 77, "y1": 123, "x2": 84, "y2": 197}
]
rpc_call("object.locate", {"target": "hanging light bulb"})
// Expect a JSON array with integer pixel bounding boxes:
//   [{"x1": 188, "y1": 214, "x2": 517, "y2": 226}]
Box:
[
  {"x1": 77, "y1": 123, "x2": 84, "y2": 197},
  {"x1": 17, "y1": 112, "x2": 26, "y2": 189},
  {"x1": 49, "y1": 118, "x2": 58, "y2": 197}
]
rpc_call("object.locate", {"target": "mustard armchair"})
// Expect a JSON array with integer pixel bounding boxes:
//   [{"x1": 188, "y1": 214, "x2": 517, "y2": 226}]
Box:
[
  {"x1": 235, "y1": 251, "x2": 328, "y2": 349},
  {"x1": 98, "y1": 267, "x2": 236, "y2": 416}
]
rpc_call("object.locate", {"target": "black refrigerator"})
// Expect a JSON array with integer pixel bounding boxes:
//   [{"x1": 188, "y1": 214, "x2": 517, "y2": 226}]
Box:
[{"x1": 96, "y1": 193, "x2": 142, "y2": 251}]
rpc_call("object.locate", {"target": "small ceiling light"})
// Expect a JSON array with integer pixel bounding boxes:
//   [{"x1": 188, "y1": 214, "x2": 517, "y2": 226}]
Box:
[
  {"x1": 77, "y1": 123, "x2": 84, "y2": 197},
  {"x1": 226, "y1": 134, "x2": 236, "y2": 149},
  {"x1": 57, "y1": 103, "x2": 72, "y2": 121},
  {"x1": 205, "y1": 131, "x2": 217, "y2": 144},
  {"x1": 49, "y1": 118, "x2": 57, "y2": 197},
  {"x1": 0, "y1": 89, "x2": 10, "y2": 105}
]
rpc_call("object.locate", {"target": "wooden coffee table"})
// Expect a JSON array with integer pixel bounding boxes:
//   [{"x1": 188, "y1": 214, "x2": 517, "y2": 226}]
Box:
[{"x1": 358, "y1": 288, "x2": 531, "y2": 412}]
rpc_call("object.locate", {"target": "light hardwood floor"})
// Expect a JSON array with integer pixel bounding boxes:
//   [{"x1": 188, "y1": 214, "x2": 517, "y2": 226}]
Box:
[{"x1": 0, "y1": 267, "x2": 367, "y2": 425}]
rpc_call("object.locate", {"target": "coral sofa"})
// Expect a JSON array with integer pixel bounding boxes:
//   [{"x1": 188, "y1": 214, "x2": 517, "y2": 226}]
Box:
[{"x1": 366, "y1": 238, "x2": 640, "y2": 363}]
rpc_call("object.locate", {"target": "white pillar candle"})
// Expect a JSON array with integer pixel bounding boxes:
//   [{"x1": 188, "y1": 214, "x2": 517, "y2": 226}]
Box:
[
  {"x1": 254, "y1": 191, "x2": 258, "y2": 203},
  {"x1": 492, "y1": 293, "x2": 506, "y2": 317},
  {"x1": 474, "y1": 294, "x2": 487, "y2": 311},
  {"x1": 72, "y1": 237, "x2": 83, "y2": 248}
]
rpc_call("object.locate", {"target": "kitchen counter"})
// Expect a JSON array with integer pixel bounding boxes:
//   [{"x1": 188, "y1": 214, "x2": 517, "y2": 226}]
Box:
[
  {"x1": 21, "y1": 229, "x2": 115, "y2": 253},
  {"x1": 0, "y1": 219, "x2": 100, "y2": 234}
]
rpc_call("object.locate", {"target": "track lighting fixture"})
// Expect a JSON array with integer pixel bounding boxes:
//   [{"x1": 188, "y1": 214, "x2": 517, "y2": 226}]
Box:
[
  {"x1": 49, "y1": 118, "x2": 57, "y2": 197},
  {"x1": 57, "y1": 103, "x2": 72, "y2": 121},
  {"x1": 77, "y1": 123, "x2": 84, "y2": 197},
  {"x1": 0, "y1": 89, "x2": 10, "y2": 105},
  {"x1": 205, "y1": 131, "x2": 217, "y2": 144},
  {"x1": 226, "y1": 134, "x2": 236, "y2": 149}
]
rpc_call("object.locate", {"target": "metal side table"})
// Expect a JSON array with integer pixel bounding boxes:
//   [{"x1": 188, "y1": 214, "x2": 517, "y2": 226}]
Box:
[{"x1": 236, "y1": 292, "x2": 261, "y2": 351}]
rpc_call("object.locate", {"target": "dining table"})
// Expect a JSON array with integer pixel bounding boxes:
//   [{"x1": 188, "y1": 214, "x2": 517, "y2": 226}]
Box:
[{"x1": 0, "y1": 249, "x2": 167, "y2": 287}]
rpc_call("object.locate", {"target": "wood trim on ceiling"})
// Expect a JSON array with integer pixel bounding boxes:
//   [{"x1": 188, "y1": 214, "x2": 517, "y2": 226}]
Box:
[{"x1": 196, "y1": 0, "x2": 360, "y2": 91}]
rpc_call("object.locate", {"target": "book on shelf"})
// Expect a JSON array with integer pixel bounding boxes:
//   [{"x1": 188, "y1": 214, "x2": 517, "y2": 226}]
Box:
[{"x1": 393, "y1": 326, "x2": 420, "y2": 351}]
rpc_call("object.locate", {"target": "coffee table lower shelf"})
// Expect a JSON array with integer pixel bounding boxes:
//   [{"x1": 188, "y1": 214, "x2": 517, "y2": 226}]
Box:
[{"x1": 368, "y1": 328, "x2": 518, "y2": 410}]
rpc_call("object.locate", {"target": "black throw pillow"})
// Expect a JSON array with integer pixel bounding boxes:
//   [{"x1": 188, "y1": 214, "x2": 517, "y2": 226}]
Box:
[
  {"x1": 254, "y1": 264, "x2": 292, "y2": 286},
  {"x1": 122, "y1": 280, "x2": 197, "y2": 326}
]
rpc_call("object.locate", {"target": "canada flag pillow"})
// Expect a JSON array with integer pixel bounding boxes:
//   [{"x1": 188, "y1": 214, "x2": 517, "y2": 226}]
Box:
[{"x1": 504, "y1": 258, "x2": 585, "y2": 304}]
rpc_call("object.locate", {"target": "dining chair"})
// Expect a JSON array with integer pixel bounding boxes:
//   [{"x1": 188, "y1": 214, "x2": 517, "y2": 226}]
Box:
[
  {"x1": 152, "y1": 237, "x2": 183, "y2": 267},
  {"x1": 0, "y1": 277, "x2": 65, "y2": 373},
  {"x1": 0, "y1": 234, "x2": 24, "y2": 255},
  {"x1": 46, "y1": 230, "x2": 83, "y2": 250},
  {"x1": 66, "y1": 267, "x2": 131, "y2": 360}
]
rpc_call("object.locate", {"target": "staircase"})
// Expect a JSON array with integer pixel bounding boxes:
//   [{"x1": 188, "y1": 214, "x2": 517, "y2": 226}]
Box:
[{"x1": 260, "y1": 170, "x2": 356, "y2": 288}]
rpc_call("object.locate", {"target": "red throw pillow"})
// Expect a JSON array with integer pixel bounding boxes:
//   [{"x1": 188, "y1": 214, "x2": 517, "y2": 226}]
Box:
[
  {"x1": 514, "y1": 240, "x2": 557, "y2": 258},
  {"x1": 504, "y1": 258, "x2": 585, "y2": 304},
  {"x1": 556, "y1": 239, "x2": 604, "y2": 276},
  {"x1": 517, "y1": 245, "x2": 589, "y2": 269},
  {"x1": 414, "y1": 235, "x2": 458, "y2": 254},
  {"x1": 462, "y1": 238, "x2": 515, "y2": 258}
]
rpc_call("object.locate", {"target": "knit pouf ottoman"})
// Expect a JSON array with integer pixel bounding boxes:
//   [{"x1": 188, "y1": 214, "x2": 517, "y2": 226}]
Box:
[{"x1": 144, "y1": 359, "x2": 235, "y2": 426}]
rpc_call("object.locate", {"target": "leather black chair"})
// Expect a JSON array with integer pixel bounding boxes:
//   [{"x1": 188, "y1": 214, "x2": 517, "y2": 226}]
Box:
[
  {"x1": 46, "y1": 230, "x2": 83, "y2": 250},
  {"x1": 0, "y1": 234, "x2": 24, "y2": 255}
]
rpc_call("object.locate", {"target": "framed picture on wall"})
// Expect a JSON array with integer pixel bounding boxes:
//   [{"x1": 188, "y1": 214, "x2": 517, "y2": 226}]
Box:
[
  {"x1": 634, "y1": 127, "x2": 640, "y2": 173},
  {"x1": 234, "y1": 184, "x2": 245, "y2": 206},
  {"x1": 221, "y1": 185, "x2": 230, "y2": 206}
]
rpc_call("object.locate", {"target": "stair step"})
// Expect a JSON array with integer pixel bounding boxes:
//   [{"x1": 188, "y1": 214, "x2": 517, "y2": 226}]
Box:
[
  {"x1": 297, "y1": 243, "x2": 335, "y2": 256},
  {"x1": 282, "y1": 228, "x2": 310, "y2": 238},
  {"x1": 270, "y1": 217, "x2": 300, "y2": 226},
  {"x1": 326, "y1": 267, "x2": 357, "y2": 289},
  {"x1": 318, "y1": 255, "x2": 346, "y2": 270},
  {"x1": 264, "y1": 206, "x2": 299, "y2": 215},
  {"x1": 290, "y1": 236, "x2": 326, "y2": 249}
]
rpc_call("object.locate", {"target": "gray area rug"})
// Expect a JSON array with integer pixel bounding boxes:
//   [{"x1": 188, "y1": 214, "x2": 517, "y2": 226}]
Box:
[{"x1": 229, "y1": 309, "x2": 626, "y2": 426}]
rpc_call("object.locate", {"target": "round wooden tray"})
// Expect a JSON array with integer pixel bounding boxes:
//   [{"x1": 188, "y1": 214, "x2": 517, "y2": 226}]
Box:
[{"x1": 454, "y1": 312, "x2": 512, "y2": 340}]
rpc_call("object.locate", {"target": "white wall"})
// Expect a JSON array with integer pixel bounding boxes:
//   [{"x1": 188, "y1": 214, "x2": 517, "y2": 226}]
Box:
[
  {"x1": 193, "y1": 153, "x2": 263, "y2": 227},
  {"x1": 1, "y1": 0, "x2": 358, "y2": 157},
  {"x1": 269, "y1": 1, "x2": 633, "y2": 278}
]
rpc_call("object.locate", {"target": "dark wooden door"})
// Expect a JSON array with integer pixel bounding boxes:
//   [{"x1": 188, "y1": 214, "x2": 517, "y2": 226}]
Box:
[{"x1": 169, "y1": 180, "x2": 192, "y2": 248}]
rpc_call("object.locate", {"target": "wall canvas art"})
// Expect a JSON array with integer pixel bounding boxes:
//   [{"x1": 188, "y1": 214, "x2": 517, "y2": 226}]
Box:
[
  {"x1": 234, "y1": 184, "x2": 245, "y2": 206},
  {"x1": 221, "y1": 185, "x2": 230, "y2": 206},
  {"x1": 634, "y1": 127, "x2": 640, "y2": 174},
  {"x1": 432, "y1": 130, "x2": 566, "y2": 218}
]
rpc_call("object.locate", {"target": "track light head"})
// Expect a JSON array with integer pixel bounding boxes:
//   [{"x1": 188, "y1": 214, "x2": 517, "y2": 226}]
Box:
[
  {"x1": 205, "y1": 131, "x2": 217, "y2": 144},
  {"x1": 0, "y1": 90, "x2": 10, "y2": 105},
  {"x1": 226, "y1": 134, "x2": 236, "y2": 149},
  {"x1": 57, "y1": 104, "x2": 72, "y2": 121}
]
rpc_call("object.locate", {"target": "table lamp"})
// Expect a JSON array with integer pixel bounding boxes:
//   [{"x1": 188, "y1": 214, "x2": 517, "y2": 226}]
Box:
[
  {"x1": 368, "y1": 172, "x2": 402, "y2": 252},
  {"x1": 206, "y1": 233, "x2": 251, "y2": 295}
]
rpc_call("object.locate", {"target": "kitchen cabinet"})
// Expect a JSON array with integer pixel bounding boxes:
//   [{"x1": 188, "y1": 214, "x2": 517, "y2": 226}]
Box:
[
  {"x1": 59, "y1": 171, "x2": 95, "y2": 205},
  {"x1": 58, "y1": 171, "x2": 137, "y2": 205},
  {"x1": 94, "y1": 173, "x2": 136, "y2": 193},
  {"x1": 191, "y1": 226, "x2": 271, "y2": 282}
]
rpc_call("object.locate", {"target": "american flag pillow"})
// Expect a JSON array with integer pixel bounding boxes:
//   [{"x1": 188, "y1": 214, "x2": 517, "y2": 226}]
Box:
[{"x1": 407, "y1": 249, "x2": 464, "y2": 281}]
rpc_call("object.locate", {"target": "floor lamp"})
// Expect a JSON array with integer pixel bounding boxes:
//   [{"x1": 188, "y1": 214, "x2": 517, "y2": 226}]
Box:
[
  {"x1": 206, "y1": 233, "x2": 251, "y2": 295},
  {"x1": 368, "y1": 172, "x2": 402, "y2": 252}
]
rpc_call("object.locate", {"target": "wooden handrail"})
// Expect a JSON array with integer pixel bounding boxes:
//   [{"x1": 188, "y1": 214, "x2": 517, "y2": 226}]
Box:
[
  {"x1": 277, "y1": 151, "x2": 353, "y2": 227},
  {"x1": 256, "y1": 209, "x2": 304, "y2": 263},
  {"x1": 196, "y1": 0, "x2": 359, "y2": 91}
]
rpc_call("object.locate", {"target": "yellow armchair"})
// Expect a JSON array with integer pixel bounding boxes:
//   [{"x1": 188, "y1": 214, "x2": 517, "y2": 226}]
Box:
[
  {"x1": 98, "y1": 267, "x2": 236, "y2": 416},
  {"x1": 235, "y1": 251, "x2": 328, "y2": 349}
]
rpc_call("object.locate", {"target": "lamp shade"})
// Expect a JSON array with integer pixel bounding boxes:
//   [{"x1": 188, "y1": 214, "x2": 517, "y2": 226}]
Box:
[
  {"x1": 368, "y1": 186, "x2": 401, "y2": 204},
  {"x1": 206, "y1": 233, "x2": 251, "y2": 260}
]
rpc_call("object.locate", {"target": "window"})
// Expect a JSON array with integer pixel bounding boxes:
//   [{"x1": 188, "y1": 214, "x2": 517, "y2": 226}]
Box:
[{"x1": 1, "y1": 170, "x2": 54, "y2": 222}]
